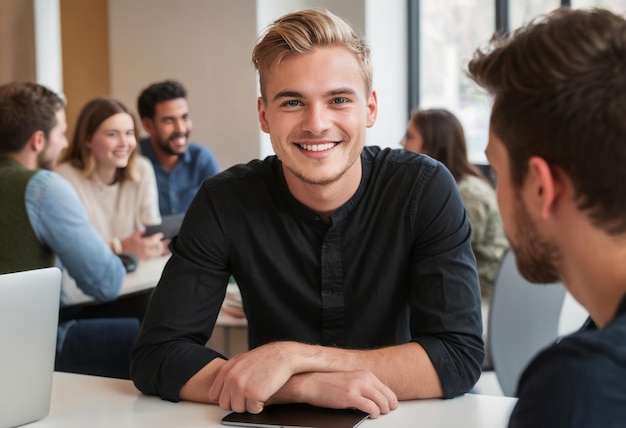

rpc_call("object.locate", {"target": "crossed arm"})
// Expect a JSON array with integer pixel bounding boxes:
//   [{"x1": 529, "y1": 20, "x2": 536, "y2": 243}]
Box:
[{"x1": 179, "y1": 340, "x2": 442, "y2": 418}]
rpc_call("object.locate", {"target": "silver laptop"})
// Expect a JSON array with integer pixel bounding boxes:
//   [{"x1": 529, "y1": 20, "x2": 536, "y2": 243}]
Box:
[{"x1": 0, "y1": 267, "x2": 61, "y2": 428}]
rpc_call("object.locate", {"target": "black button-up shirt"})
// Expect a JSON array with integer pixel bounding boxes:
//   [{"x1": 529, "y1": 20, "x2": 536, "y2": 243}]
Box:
[{"x1": 131, "y1": 146, "x2": 484, "y2": 401}]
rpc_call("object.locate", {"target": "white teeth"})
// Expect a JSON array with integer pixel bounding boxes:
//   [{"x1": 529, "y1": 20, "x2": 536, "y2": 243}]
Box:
[{"x1": 299, "y1": 142, "x2": 337, "y2": 152}]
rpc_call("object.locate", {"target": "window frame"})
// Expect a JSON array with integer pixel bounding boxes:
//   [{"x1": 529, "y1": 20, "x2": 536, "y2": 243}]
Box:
[{"x1": 407, "y1": 0, "x2": 571, "y2": 117}]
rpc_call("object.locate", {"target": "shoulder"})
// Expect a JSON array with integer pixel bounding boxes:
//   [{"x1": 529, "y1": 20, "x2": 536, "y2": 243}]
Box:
[
  {"x1": 135, "y1": 155, "x2": 154, "y2": 171},
  {"x1": 188, "y1": 142, "x2": 216, "y2": 158},
  {"x1": 362, "y1": 147, "x2": 464, "y2": 226},
  {"x1": 364, "y1": 146, "x2": 449, "y2": 187},
  {"x1": 133, "y1": 155, "x2": 157, "y2": 178},
  {"x1": 518, "y1": 329, "x2": 626, "y2": 407},
  {"x1": 54, "y1": 162, "x2": 83, "y2": 181},
  {"x1": 458, "y1": 175, "x2": 494, "y2": 198},
  {"x1": 189, "y1": 143, "x2": 218, "y2": 166},
  {"x1": 201, "y1": 156, "x2": 275, "y2": 193},
  {"x1": 130, "y1": 156, "x2": 158, "y2": 186},
  {"x1": 27, "y1": 170, "x2": 85, "y2": 210},
  {"x1": 30, "y1": 169, "x2": 75, "y2": 194},
  {"x1": 365, "y1": 145, "x2": 436, "y2": 166},
  {"x1": 511, "y1": 333, "x2": 626, "y2": 425},
  {"x1": 458, "y1": 175, "x2": 498, "y2": 215}
]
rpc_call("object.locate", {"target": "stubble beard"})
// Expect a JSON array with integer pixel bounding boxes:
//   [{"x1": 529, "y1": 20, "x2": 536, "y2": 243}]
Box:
[
  {"x1": 511, "y1": 196, "x2": 562, "y2": 284},
  {"x1": 156, "y1": 131, "x2": 190, "y2": 156}
]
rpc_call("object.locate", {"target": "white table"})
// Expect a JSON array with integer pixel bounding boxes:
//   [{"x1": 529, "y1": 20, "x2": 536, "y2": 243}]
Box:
[
  {"x1": 61, "y1": 255, "x2": 171, "y2": 305},
  {"x1": 33, "y1": 372, "x2": 517, "y2": 427},
  {"x1": 61, "y1": 256, "x2": 248, "y2": 355}
]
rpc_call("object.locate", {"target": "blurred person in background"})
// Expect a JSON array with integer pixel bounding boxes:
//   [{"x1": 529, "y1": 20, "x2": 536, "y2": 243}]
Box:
[
  {"x1": 57, "y1": 97, "x2": 167, "y2": 262},
  {"x1": 137, "y1": 79, "x2": 219, "y2": 216},
  {"x1": 0, "y1": 82, "x2": 137, "y2": 379}
]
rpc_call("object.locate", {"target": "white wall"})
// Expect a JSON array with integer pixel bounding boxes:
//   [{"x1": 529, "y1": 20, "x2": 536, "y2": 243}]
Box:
[
  {"x1": 107, "y1": 0, "x2": 407, "y2": 170},
  {"x1": 108, "y1": 0, "x2": 260, "y2": 170}
]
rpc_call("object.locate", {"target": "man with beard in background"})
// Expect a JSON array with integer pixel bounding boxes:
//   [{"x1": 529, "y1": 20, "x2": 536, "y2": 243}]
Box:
[
  {"x1": 137, "y1": 79, "x2": 219, "y2": 215},
  {"x1": 0, "y1": 81, "x2": 135, "y2": 379}
]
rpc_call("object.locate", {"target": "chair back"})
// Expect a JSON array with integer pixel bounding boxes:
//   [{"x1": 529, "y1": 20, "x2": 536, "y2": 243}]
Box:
[{"x1": 487, "y1": 249, "x2": 567, "y2": 397}]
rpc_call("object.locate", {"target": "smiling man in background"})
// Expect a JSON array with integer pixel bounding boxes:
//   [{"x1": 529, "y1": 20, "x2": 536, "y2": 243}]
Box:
[{"x1": 137, "y1": 79, "x2": 219, "y2": 215}]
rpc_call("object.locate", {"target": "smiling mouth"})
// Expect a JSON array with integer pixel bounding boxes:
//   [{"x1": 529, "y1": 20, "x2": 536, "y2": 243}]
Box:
[{"x1": 297, "y1": 142, "x2": 337, "y2": 152}]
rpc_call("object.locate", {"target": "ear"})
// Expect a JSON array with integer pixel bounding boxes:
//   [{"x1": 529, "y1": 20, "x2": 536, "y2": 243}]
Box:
[
  {"x1": 28, "y1": 130, "x2": 46, "y2": 154},
  {"x1": 526, "y1": 156, "x2": 563, "y2": 219},
  {"x1": 141, "y1": 117, "x2": 153, "y2": 134},
  {"x1": 257, "y1": 97, "x2": 270, "y2": 134},
  {"x1": 365, "y1": 90, "x2": 378, "y2": 128}
]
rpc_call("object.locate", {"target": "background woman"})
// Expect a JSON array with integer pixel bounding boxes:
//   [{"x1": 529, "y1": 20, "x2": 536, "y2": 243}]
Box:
[{"x1": 57, "y1": 97, "x2": 167, "y2": 261}]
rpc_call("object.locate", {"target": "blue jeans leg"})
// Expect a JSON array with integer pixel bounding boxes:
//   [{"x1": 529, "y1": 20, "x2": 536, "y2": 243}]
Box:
[{"x1": 55, "y1": 318, "x2": 140, "y2": 379}]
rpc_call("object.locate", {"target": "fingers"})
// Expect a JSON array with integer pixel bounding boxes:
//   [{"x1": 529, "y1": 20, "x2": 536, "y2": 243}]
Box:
[
  {"x1": 210, "y1": 365, "x2": 266, "y2": 414},
  {"x1": 343, "y1": 372, "x2": 397, "y2": 418},
  {"x1": 141, "y1": 234, "x2": 165, "y2": 259},
  {"x1": 208, "y1": 345, "x2": 295, "y2": 412},
  {"x1": 249, "y1": 400, "x2": 265, "y2": 414},
  {"x1": 289, "y1": 370, "x2": 397, "y2": 418},
  {"x1": 359, "y1": 381, "x2": 398, "y2": 418}
]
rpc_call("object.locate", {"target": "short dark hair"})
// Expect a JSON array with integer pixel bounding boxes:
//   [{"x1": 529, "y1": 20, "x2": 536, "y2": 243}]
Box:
[
  {"x1": 137, "y1": 79, "x2": 187, "y2": 119},
  {"x1": 468, "y1": 8, "x2": 626, "y2": 235},
  {"x1": 0, "y1": 82, "x2": 65, "y2": 154}
]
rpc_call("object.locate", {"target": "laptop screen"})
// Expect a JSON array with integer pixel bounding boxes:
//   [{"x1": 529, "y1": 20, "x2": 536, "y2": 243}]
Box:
[{"x1": 0, "y1": 267, "x2": 61, "y2": 428}]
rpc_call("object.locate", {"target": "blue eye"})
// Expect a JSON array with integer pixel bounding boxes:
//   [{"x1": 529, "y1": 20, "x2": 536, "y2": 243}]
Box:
[
  {"x1": 284, "y1": 100, "x2": 301, "y2": 107},
  {"x1": 331, "y1": 97, "x2": 348, "y2": 104}
]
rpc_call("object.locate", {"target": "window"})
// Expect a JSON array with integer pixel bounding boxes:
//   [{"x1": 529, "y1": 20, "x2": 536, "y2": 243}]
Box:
[
  {"x1": 418, "y1": 0, "x2": 494, "y2": 162},
  {"x1": 571, "y1": 0, "x2": 626, "y2": 11},
  {"x1": 410, "y1": 0, "x2": 574, "y2": 163},
  {"x1": 510, "y1": 1, "x2": 562, "y2": 29}
]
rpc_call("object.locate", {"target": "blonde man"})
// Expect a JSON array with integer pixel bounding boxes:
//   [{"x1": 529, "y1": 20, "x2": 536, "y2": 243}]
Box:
[{"x1": 132, "y1": 9, "x2": 483, "y2": 417}]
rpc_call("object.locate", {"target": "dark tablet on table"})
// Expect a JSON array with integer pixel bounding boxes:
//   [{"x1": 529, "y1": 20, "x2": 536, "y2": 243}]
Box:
[
  {"x1": 221, "y1": 403, "x2": 369, "y2": 428},
  {"x1": 142, "y1": 213, "x2": 185, "y2": 240}
]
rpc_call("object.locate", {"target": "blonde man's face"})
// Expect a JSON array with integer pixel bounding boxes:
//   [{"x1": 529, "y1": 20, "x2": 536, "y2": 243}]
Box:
[{"x1": 257, "y1": 46, "x2": 377, "y2": 188}]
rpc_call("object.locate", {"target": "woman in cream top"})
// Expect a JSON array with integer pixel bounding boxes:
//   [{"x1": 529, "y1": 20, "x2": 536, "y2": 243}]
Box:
[{"x1": 57, "y1": 97, "x2": 166, "y2": 260}]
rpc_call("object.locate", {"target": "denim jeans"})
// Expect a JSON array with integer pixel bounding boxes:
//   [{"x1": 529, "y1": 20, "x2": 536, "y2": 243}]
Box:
[{"x1": 55, "y1": 318, "x2": 140, "y2": 379}]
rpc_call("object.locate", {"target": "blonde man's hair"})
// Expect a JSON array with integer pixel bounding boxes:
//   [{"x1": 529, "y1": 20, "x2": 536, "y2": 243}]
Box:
[{"x1": 252, "y1": 8, "x2": 372, "y2": 100}]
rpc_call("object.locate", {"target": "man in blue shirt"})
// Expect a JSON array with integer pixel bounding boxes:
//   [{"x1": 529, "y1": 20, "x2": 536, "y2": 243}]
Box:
[
  {"x1": 137, "y1": 79, "x2": 219, "y2": 215},
  {"x1": 0, "y1": 82, "x2": 137, "y2": 379},
  {"x1": 469, "y1": 8, "x2": 626, "y2": 427}
]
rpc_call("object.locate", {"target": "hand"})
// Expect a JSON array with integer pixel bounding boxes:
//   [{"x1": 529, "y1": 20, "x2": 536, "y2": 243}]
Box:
[
  {"x1": 277, "y1": 370, "x2": 398, "y2": 418},
  {"x1": 120, "y1": 230, "x2": 167, "y2": 260},
  {"x1": 209, "y1": 342, "x2": 301, "y2": 414}
]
